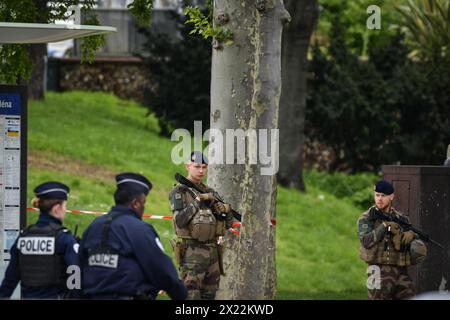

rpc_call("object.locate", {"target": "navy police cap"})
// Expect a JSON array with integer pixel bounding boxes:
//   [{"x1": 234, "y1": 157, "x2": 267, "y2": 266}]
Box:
[
  {"x1": 190, "y1": 151, "x2": 208, "y2": 165},
  {"x1": 34, "y1": 181, "x2": 70, "y2": 200},
  {"x1": 374, "y1": 180, "x2": 394, "y2": 195},
  {"x1": 116, "y1": 172, "x2": 152, "y2": 196}
]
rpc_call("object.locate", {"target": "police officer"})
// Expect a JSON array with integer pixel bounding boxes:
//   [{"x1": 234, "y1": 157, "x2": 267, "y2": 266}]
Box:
[
  {"x1": 79, "y1": 172, "x2": 187, "y2": 300},
  {"x1": 169, "y1": 151, "x2": 235, "y2": 300},
  {"x1": 0, "y1": 181, "x2": 79, "y2": 299},
  {"x1": 357, "y1": 180, "x2": 427, "y2": 300}
]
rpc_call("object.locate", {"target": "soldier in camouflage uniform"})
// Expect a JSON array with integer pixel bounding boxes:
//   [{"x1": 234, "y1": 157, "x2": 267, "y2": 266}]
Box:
[
  {"x1": 357, "y1": 180, "x2": 427, "y2": 300},
  {"x1": 168, "y1": 151, "x2": 234, "y2": 300}
]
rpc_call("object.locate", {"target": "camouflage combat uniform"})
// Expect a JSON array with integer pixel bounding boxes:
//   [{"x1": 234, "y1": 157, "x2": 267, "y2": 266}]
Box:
[
  {"x1": 357, "y1": 206, "x2": 418, "y2": 300},
  {"x1": 169, "y1": 182, "x2": 233, "y2": 300}
]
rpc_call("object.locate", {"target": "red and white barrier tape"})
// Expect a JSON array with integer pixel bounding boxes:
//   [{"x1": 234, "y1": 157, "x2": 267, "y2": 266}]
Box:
[
  {"x1": 27, "y1": 207, "x2": 243, "y2": 236},
  {"x1": 26, "y1": 208, "x2": 276, "y2": 236},
  {"x1": 27, "y1": 207, "x2": 172, "y2": 220},
  {"x1": 27, "y1": 208, "x2": 276, "y2": 225}
]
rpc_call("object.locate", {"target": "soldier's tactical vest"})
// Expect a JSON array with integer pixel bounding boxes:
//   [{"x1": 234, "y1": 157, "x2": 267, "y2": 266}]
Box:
[
  {"x1": 173, "y1": 184, "x2": 224, "y2": 241},
  {"x1": 17, "y1": 223, "x2": 66, "y2": 287},
  {"x1": 359, "y1": 210, "x2": 412, "y2": 267}
]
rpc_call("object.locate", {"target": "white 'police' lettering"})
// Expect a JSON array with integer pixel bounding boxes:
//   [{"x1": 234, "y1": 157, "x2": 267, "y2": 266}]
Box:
[
  {"x1": 17, "y1": 237, "x2": 55, "y2": 255},
  {"x1": 88, "y1": 253, "x2": 119, "y2": 268}
]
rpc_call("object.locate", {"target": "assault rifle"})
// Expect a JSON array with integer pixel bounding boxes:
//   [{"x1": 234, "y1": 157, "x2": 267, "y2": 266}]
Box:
[
  {"x1": 370, "y1": 207, "x2": 443, "y2": 249},
  {"x1": 175, "y1": 172, "x2": 242, "y2": 222}
]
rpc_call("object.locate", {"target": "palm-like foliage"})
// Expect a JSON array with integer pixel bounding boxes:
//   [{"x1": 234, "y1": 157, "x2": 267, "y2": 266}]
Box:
[{"x1": 396, "y1": 0, "x2": 450, "y2": 60}]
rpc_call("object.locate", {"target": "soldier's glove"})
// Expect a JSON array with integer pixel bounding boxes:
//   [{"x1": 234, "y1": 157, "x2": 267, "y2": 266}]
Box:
[
  {"x1": 384, "y1": 221, "x2": 402, "y2": 250},
  {"x1": 401, "y1": 230, "x2": 416, "y2": 245},
  {"x1": 392, "y1": 233, "x2": 402, "y2": 251},
  {"x1": 212, "y1": 203, "x2": 231, "y2": 221},
  {"x1": 384, "y1": 221, "x2": 400, "y2": 235},
  {"x1": 197, "y1": 193, "x2": 216, "y2": 203},
  {"x1": 213, "y1": 202, "x2": 231, "y2": 214}
]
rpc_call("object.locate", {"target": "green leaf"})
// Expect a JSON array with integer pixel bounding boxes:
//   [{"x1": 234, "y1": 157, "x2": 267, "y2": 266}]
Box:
[{"x1": 127, "y1": 0, "x2": 153, "y2": 26}]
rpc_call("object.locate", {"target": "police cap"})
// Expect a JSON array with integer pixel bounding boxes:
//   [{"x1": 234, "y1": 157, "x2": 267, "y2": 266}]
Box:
[
  {"x1": 190, "y1": 151, "x2": 208, "y2": 165},
  {"x1": 116, "y1": 172, "x2": 152, "y2": 196},
  {"x1": 34, "y1": 181, "x2": 70, "y2": 200},
  {"x1": 374, "y1": 180, "x2": 394, "y2": 195}
]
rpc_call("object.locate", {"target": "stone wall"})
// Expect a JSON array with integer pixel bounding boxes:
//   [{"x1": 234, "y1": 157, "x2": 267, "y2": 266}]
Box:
[{"x1": 48, "y1": 56, "x2": 155, "y2": 105}]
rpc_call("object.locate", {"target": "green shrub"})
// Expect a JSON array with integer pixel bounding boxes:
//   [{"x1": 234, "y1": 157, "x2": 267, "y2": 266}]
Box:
[
  {"x1": 350, "y1": 186, "x2": 376, "y2": 210},
  {"x1": 304, "y1": 170, "x2": 379, "y2": 209},
  {"x1": 307, "y1": 18, "x2": 450, "y2": 171}
]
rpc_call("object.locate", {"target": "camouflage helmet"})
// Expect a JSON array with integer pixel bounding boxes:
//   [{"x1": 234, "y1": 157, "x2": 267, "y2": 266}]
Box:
[{"x1": 410, "y1": 239, "x2": 427, "y2": 265}]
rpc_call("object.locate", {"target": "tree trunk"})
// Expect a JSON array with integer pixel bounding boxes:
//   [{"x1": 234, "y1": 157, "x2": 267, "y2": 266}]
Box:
[
  {"x1": 209, "y1": 0, "x2": 289, "y2": 299},
  {"x1": 26, "y1": 0, "x2": 48, "y2": 100},
  {"x1": 277, "y1": 0, "x2": 319, "y2": 191},
  {"x1": 27, "y1": 44, "x2": 46, "y2": 100}
]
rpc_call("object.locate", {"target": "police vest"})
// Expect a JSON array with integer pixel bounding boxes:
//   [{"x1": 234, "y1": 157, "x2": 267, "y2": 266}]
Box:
[
  {"x1": 87, "y1": 211, "x2": 123, "y2": 270},
  {"x1": 17, "y1": 223, "x2": 67, "y2": 287},
  {"x1": 173, "y1": 185, "x2": 225, "y2": 241}
]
